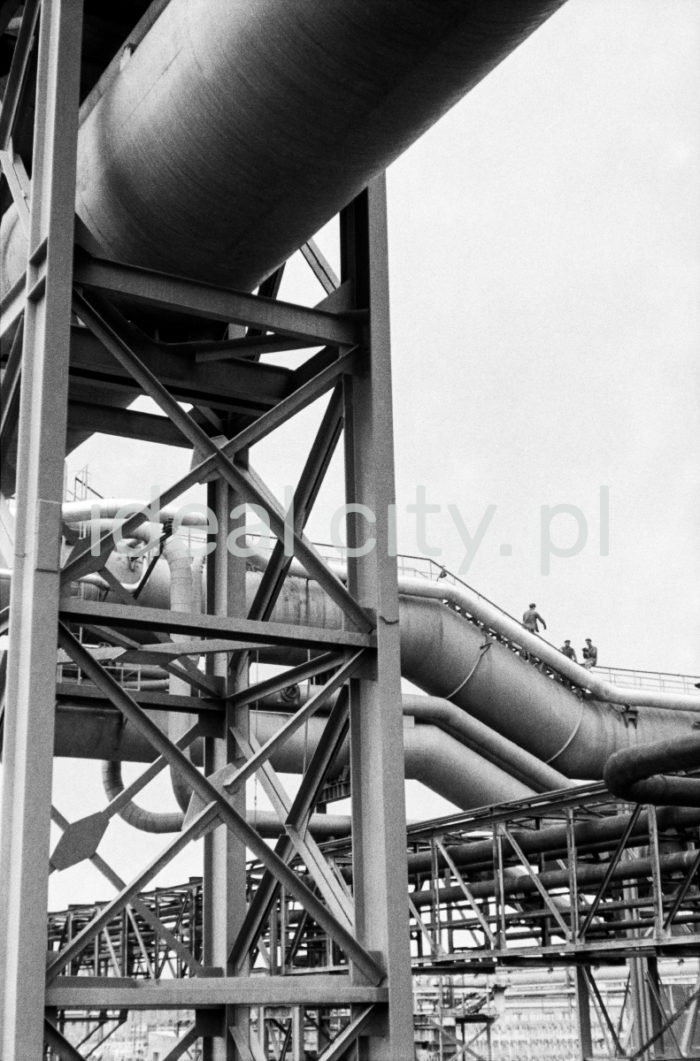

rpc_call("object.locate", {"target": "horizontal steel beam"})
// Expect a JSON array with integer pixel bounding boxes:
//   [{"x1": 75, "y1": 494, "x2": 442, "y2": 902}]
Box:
[
  {"x1": 194, "y1": 334, "x2": 311, "y2": 363},
  {"x1": 59, "y1": 598, "x2": 373, "y2": 650},
  {"x1": 45, "y1": 975, "x2": 388, "y2": 1008},
  {"x1": 405, "y1": 781, "x2": 609, "y2": 840},
  {"x1": 74, "y1": 258, "x2": 359, "y2": 346},
  {"x1": 55, "y1": 684, "x2": 209, "y2": 713},
  {"x1": 69, "y1": 326, "x2": 291, "y2": 411},
  {"x1": 67, "y1": 400, "x2": 187, "y2": 446}
]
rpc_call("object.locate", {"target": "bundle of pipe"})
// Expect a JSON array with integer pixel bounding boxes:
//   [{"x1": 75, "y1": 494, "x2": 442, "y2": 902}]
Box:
[
  {"x1": 3, "y1": 551, "x2": 698, "y2": 794},
  {"x1": 6, "y1": 505, "x2": 699, "y2": 827},
  {"x1": 1, "y1": 0, "x2": 566, "y2": 296}
]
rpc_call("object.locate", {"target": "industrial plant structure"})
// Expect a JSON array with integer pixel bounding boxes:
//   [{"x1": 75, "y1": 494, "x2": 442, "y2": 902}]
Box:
[{"x1": 1, "y1": 2, "x2": 698, "y2": 1059}]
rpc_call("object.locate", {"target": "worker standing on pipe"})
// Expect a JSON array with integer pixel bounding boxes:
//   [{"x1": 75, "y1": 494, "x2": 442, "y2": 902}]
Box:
[
  {"x1": 522, "y1": 603, "x2": 547, "y2": 635},
  {"x1": 582, "y1": 638, "x2": 598, "y2": 668},
  {"x1": 560, "y1": 639, "x2": 577, "y2": 660}
]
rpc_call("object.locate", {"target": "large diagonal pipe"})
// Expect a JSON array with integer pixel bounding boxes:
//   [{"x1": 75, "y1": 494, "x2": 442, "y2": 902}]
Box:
[
  {"x1": 1, "y1": 564, "x2": 698, "y2": 793},
  {"x1": 2, "y1": 0, "x2": 566, "y2": 297}
]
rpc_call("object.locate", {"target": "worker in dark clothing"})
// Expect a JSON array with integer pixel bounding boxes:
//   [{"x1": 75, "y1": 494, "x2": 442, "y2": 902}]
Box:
[
  {"x1": 560, "y1": 639, "x2": 576, "y2": 661},
  {"x1": 522, "y1": 603, "x2": 547, "y2": 635},
  {"x1": 582, "y1": 638, "x2": 598, "y2": 668}
]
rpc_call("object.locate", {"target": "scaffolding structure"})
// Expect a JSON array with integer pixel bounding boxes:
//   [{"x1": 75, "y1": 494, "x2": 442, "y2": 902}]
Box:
[{"x1": 0, "y1": 2, "x2": 414, "y2": 1056}]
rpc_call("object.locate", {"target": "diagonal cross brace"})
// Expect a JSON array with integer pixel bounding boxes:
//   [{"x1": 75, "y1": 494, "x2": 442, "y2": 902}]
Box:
[
  {"x1": 47, "y1": 798, "x2": 220, "y2": 982},
  {"x1": 43, "y1": 1019, "x2": 85, "y2": 1061},
  {"x1": 0, "y1": 147, "x2": 31, "y2": 232},
  {"x1": 230, "y1": 690, "x2": 351, "y2": 968},
  {"x1": 315, "y1": 1005, "x2": 376, "y2": 1061},
  {"x1": 51, "y1": 805, "x2": 205, "y2": 975},
  {"x1": 224, "y1": 651, "x2": 343, "y2": 707},
  {"x1": 60, "y1": 345, "x2": 336, "y2": 586},
  {"x1": 71, "y1": 288, "x2": 371, "y2": 631},
  {"x1": 157, "y1": 1025, "x2": 200, "y2": 1061},
  {"x1": 0, "y1": 0, "x2": 41, "y2": 149},
  {"x1": 248, "y1": 386, "x2": 343, "y2": 623},
  {"x1": 579, "y1": 803, "x2": 643, "y2": 938},
  {"x1": 50, "y1": 723, "x2": 201, "y2": 871},
  {"x1": 501, "y1": 824, "x2": 569, "y2": 937},
  {"x1": 221, "y1": 654, "x2": 363, "y2": 796},
  {"x1": 435, "y1": 838, "x2": 495, "y2": 946},
  {"x1": 56, "y1": 626, "x2": 384, "y2": 985},
  {"x1": 231, "y1": 725, "x2": 354, "y2": 929}
]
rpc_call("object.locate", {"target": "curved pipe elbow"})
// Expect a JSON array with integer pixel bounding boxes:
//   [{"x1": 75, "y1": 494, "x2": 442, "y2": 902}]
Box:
[
  {"x1": 604, "y1": 735, "x2": 700, "y2": 807},
  {"x1": 102, "y1": 760, "x2": 184, "y2": 833}
]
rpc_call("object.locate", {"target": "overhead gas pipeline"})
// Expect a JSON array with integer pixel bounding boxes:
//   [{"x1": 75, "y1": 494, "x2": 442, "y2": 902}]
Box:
[
  {"x1": 2, "y1": 0, "x2": 567, "y2": 303},
  {"x1": 3, "y1": 515, "x2": 698, "y2": 830}
]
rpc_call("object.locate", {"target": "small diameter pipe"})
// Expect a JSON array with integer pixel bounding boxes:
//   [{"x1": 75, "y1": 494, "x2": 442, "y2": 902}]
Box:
[
  {"x1": 604, "y1": 735, "x2": 700, "y2": 807},
  {"x1": 409, "y1": 847, "x2": 700, "y2": 909},
  {"x1": 101, "y1": 760, "x2": 352, "y2": 837},
  {"x1": 405, "y1": 804, "x2": 700, "y2": 878},
  {"x1": 62, "y1": 500, "x2": 211, "y2": 527}
]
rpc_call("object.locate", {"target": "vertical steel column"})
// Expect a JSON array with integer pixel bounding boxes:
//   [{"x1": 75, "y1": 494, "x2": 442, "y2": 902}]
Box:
[
  {"x1": 575, "y1": 968, "x2": 593, "y2": 1061},
  {"x1": 0, "y1": 1, "x2": 82, "y2": 1057},
  {"x1": 203, "y1": 481, "x2": 247, "y2": 1060},
  {"x1": 290, "y1": 1006, "x2": 304, "y2": 1060},
  {"x1": 645, "y1": 957, "x2": 667, "y2": 1059},
  {"x1": 342, "y1": 177, "x2": 415, "y2": 1058}
]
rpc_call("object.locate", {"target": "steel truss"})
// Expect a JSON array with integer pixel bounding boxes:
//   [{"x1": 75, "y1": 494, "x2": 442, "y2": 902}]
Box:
[
  {"x1": 42, "y1": 784, "x2": 700, "y2": 1058},
  {"x1": 0, "y1": 2, "x2": 413, "y2": 1057}
]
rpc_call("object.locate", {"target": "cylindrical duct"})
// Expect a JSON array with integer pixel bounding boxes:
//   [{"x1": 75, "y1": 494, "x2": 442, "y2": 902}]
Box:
[
  {"x1": 1, "y1": 1, "x2": 565, "y2": 296},
  {"x1": 399, "y1": 595, "x2": 696, "y2": 779}
]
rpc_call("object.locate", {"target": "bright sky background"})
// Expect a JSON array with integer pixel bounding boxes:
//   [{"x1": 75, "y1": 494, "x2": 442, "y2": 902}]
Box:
[
  {"x1": 384, "y1": 0, "x2": 699, "y2": 677},
  {"x1": 8, "y1": 0, "x2": 697, "y2": 907}
]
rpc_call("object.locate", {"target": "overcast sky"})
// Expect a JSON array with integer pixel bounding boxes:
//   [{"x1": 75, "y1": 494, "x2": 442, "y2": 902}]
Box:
[
  {"x1": 44, "y1": 0, "x2": 699, "y2": 905},
  {"x1": 385, "y1": 0, "x2": 699, "y2": 676}
]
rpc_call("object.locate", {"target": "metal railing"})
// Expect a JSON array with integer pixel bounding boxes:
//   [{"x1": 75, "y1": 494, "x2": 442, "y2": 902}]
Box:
[{"x1": 592, "y1": 665, "x2": 699, "y2": 696}]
